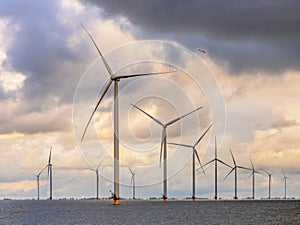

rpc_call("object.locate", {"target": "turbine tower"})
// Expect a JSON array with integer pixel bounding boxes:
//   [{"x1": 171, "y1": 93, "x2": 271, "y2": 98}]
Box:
[
  {"x1": 224, "y1": 149, "x2": 251, "y2": 199},
  {"x1": 46, "y1": 146, "x2": 53, "y2": 200},
  {"x1": 168, "y1": 124, "x2": 212, "y2": 200},
  {"x1": 132, "y1": 104, "x2": 202, "y2": 202},
  {"x1": 34, "y1": 166, "x2": 46, "y2": 200},
  {"x1": 128, "y1": 167, "x2": 136, "y2": 199},
  {"x1": 261, "y1": 169, "x2": 272, "y2": 199},
  {"x1": 249, "y1": 159, "x2": 260, "y2": 199},
  {"x1": 80, "y1": 24, "x2": 174, "y2": 205},
  {"x1": 200, "y1": 136, "x2": 231, "y2": 200},
  {"x1": 282, "y1": 169, "x2": 289, "y2": 199}
]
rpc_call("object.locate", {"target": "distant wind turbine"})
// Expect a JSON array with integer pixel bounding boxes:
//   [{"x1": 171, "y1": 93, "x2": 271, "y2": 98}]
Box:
[
  {"x1": 282, "y1": 169, "x2": 289, "y2": 199},
  {"x1": 249, "y1": 158, "x2": 261, "y2": 199},
  {"x1": 91, "y1": 159, "x2": 104, "y2": 200},
  {"x1": 128, "y1": 167, "x2": 136, "y2": 199},
  {"x1": 46, "y1": 146, "x2": 53, "y2": 200},
  {"x1": 168, "y1": 124, "x2": 212, "y2": 200},
  {"x1": 131, "y1": 104, "x2": 202, "y2": 202},
  {"x1": 34, "y1": 166, "x2": 46, "y2": 200},
  {"x1": 80, "y1": 23, "x2": 175, "y2": 205},
  {"x1": 224, "y1": 149, "x2": 251, "y2": 199},
  {"x1": 200, "y1": 136, "x2": 231, "y2": 200},
  {"x1": 261, "y1": 169, "x2": 273, "y2": 199}
]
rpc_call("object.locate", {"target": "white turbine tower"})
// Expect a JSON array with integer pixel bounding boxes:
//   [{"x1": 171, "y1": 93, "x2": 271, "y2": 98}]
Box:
[
  {"x1": 131, "y1": 103, "x2": 202, "y2": 202},
  {"x1": 80, "y1": 24, "x2": 175, "y2": 205},
  {"x1": 168, "y1": 124, "x2": 212, "y2": 200},
  {"x1": 128, "y1": 167, "x2": 136, "y2": 199},
  {"x1": 200, "y1": 136, "x2": 231, "y2": 200},
  {"x1": 282, "y1": 169, "x2": 289, "y2": 199}
]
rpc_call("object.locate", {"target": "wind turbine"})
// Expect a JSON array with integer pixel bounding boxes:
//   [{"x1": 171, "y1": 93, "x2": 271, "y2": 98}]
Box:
[
  {"x1": 34, "y1": 166, "x2": 46, "y2": 200},
  {"x1": 128, "y1": 167, "x2": 136, "y2": 199},
  {"x1": 168, "y1": 124, "x2": 212, "y2": 200},
  {"x1": 261, "y1": 169, "x2": 272, "y2": 199},
  {"x1": 91, "y1": 159, "x2": 104, "y2": 200},
  {"x1": 224, "y1": 149, "x2": 251, "y2": 199},
  {"x1": 131, "y1": 104, "x2": 202, "y2": 202},
  {"x1": 282, "y1": 169, "x2": 289, "y2": 199},
  {"x1": 46, "y1": 146, "x2": 53, "y2": 200},
  {"x1": 80, "y1": 24, "x2": 175, "y2": 205},
  {"x1": 200, "y1": 136, "x2": 231, "y2": 200},
  {"x1": 249, "y1": 158, "x2": 261, "y2": 199}
]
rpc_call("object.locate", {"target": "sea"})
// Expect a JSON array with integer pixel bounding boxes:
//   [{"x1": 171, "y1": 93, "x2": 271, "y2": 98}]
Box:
[{"x1": 0, "y1": 199, "x2": 299, "y2": 225}]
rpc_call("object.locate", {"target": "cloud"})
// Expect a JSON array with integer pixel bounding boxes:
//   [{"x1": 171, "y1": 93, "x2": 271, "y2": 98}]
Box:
[
  {"x1": 271, "y1": 119, "x2": 299, "y2": 130},
  {"x1": 80, "y1": 0, "x2": 300, "y2": 74}
]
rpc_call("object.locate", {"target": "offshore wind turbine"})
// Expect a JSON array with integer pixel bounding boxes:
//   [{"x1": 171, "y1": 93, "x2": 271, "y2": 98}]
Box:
[
  {"x1": 261, "y1": 169, "x2": 272, "y2": 199},
  {"x1": 168, "y1": 124, "x2": 212, "y2": 200},
  {"x1": 282, "y1": 169, "x2": 289, "y2": 199},
  {"x1": 34, "y1": 166, "x2": 46, "y2": 200},
  {"x1": 249, "y1": 159, "x2": 261, "y2": 199},
  {"x1": 128, "y1": 167, "x2": 136, "y2": 199},
  {"x1": 200, "y1": 136, "x2": 231, "y2": 200},
  {"x1": 80, "y1": 24, "x2": 174, "y2": 205},
  {"x1": 224, "y1": 149, "x2": 251, "y2": 199},
  {"x1": 46, "y1": 146, "x2": 53, "y2": 200},
  {"x1": 131, "y1": 104, "x2": 202, "y2": 202},
  {"x1": 91, "y1": 159, "x2": 104, "y2": 200}
]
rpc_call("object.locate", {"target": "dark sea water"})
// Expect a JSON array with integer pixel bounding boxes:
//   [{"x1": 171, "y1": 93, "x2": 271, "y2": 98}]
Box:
[{"x1": 0, "y1": 199, "x2": 299, "y2": 225}]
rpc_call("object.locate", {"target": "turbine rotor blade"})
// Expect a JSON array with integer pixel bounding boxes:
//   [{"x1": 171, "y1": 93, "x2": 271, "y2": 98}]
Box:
[
  {"x1": 159, "y1": 129, "x2": 166, "y2": 168},
  {"x1": 168, "y1": 143, "x2": 193, "y2": 148},
  {"x1": 96, "y1": 159, "x2": 105, "y2": 170},
  {"x1": 81, "y1": 23, "x2": 113, "y2": 76},
  {"x1": 237, "y1": 166, "x2": 252, "y2": 171},
  {"x1": 224, "y1": 167, "x2": 235, "y2": 180},
  {"x1": 166, "y1": 107, "x2": 203, "y2": 126},
  {"x1": 217, "y1": 159, "x2": 232, "y2": 168},
  {"x1": 113, "y1": 70, "x2": 176, "y2": 80},
  {"x1": 194, "y1": 124, "x2": 213, "y2": 147},
  {"x1": 229, "y1": 148, "x2": 236, "y2": 166},
  {"x1": 48, "y1": 146, "x2": 52, "y2": 164},
  {"x1": 194, "y1": 149, "x2": 205, "y2": 174},
  {"x1": 201, "y1": 159, "x2": 214, "y2": 169},
  {"x1": 128, "y1": 166, "x2": 134, "y2": 175},
  {"x1": 214, "y1": 136, "x2": 217, "y2": 159},
  {"x1": 250, "y1": 158, "x2": 254, "y2": 170},
  {"x1": 81, "y1": 79, "x2": 113, "y2": 141},
  {"x1": 38, "y1": 166, "x2": 47, "y2": 176},
  {"x1": 131, "y1": 104, "x2": 164, "y2": 126}
]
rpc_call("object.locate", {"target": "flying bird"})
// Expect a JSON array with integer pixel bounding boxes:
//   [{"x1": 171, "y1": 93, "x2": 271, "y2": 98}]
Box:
[{"x1": 198, "y1": 48, "x2": 206, "y2": 54}]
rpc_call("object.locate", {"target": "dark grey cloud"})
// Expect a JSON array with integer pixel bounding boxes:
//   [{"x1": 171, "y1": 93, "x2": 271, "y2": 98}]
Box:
[
  {"x1": 0, "y1": 0, "x2": 88, "y2": 108},
  {"x1": 81, "y1": 0, "x2": 300, "y2": 74},
  {"x1": 0, "y1": 0, "x2": 94, "y2": 134}
]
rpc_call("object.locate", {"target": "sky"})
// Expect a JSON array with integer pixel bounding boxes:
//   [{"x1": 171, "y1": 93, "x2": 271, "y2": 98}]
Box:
[{"x1": 0, "y1": 0, "x2": 300, "y2": 200}]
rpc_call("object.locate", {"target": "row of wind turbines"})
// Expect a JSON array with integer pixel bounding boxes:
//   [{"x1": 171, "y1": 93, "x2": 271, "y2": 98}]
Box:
[
  {"x1": 34, "y1": 139, "x2": 290, "y2": 201},
  {"x1": 75, "y1": 24, "x2": 293, "y2": 204}
]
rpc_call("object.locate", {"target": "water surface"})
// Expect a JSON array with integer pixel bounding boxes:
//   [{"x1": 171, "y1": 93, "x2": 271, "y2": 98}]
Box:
[{"x1": 0, "y1": 199, "x2": 299, "y2": 225}]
